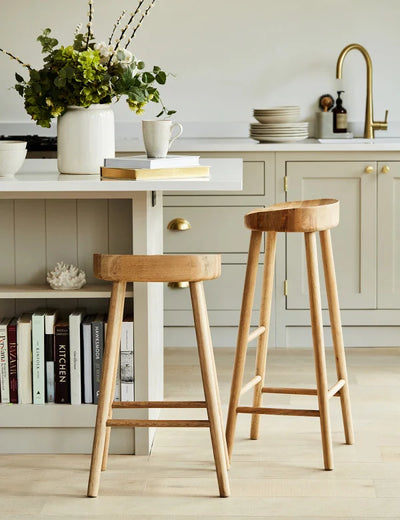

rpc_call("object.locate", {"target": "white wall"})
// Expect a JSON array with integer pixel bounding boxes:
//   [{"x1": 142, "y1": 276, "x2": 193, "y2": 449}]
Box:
[{"x1": 0, "y1": 0, "x2": 399, "y2": 135}]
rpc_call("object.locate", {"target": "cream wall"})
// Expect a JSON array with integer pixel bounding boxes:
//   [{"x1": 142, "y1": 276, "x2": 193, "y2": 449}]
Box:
[{"x1": 0, "y1": 0, "x2": 399, "y2": 134}]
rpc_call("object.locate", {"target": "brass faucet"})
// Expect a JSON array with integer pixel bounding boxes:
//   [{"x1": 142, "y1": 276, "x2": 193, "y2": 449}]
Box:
[{"x1": 336, "y1": 43, "x2": 388, "y2": 139}]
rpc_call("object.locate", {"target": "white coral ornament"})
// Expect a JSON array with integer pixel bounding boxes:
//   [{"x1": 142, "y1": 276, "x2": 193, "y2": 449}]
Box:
[{"x1": 47, "y1": 262, "x2": 87, "y2": 290}]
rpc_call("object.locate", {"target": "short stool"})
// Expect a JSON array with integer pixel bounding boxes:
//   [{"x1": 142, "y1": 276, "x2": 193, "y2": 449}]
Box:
[
  {"x1": 225, "y1": 199, "x2": 354, "y2": 470},
  {"x1": 87, "y1": 254, "x2": 229, "y2": 497}
]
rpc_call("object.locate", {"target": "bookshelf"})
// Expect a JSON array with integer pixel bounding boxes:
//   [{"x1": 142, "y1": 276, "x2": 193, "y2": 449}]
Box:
[{"x1": 0, "y1": 158, "x2": 242, "y2": 455}]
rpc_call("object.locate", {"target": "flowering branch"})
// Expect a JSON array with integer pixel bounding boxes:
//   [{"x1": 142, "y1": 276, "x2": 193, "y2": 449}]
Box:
[
  {"x1": 85, "y1": 0, "x2": 94, "y2": 49},
  {"x1": 124, "y1": 0, "x2": 158, "y2": 49},
  {"x1": 0, "y1": 48, "x2": 31, "y2": 70},
  {"x1": 108, "y1": 10, "x2": 127, "y2": 45}
]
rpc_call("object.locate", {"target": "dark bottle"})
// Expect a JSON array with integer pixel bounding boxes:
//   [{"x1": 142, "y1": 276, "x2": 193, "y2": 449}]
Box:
[{"x1": 332, "y1": 90, "x2": 347, "y2": 133}]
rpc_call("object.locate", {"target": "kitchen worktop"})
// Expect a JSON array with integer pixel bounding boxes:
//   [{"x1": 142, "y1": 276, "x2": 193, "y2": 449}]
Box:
[{"x1": 117, "y1": 137, "x2": 400, "y2": 153}]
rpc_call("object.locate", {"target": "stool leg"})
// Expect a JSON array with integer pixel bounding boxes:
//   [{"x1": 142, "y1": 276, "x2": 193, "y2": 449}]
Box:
[
  {"x1": 190, "y1": 281, "x2": 230, "y2": 498},
  {"x1": 320, "y1": 230, "x2": 354, "y2": 445},
  {"x1": 87, "y1": 281, "x2": 126, "y2": 498},
  {"x1": 250, "y1": 231, "x2": 277, "y2": 439},
  {"x1": 226, "y1": 231, "x2": 263, "y2": 461},
  {"x1": 304, "y1": 232, "x2": 333, "y2": 470}
]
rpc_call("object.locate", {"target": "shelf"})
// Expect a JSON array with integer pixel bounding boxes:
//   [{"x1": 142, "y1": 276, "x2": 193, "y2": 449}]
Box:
[{"x1": 0, "y1": 284, "x2": 134, "y2": 299}]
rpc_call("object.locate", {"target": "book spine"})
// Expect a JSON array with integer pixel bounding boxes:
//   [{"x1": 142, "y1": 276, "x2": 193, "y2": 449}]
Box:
[
  {"x1": 45, "y1": 333, "x2": 55, "y2": 403},
  {"x1": 69, "y1": 314, "x2": 82, "y2": 405},
  {"x1": 120, "y1": 320, "x2": 134, "y2": 402},
  {"x1": 92, "y1": 319, "x2": 104, "y2": 404},
  {"x1": 0, "y1": 324, "x2": 10, "y2": 404},
  {"x1": 82, "y1": 322, "x2": 93, "y2": 404},
  {"x1": 54, "y1": 324, "x2": 70, "y2": 404},
  {"x1": 7, "y1": 322, "x2": 18, "y2": 404},
  {"x1": 32, "y1": 314, "x2": 45, "y2": 405},
  {"x1": 17, "y1": 319, "x2": 32, "y2": 404}
]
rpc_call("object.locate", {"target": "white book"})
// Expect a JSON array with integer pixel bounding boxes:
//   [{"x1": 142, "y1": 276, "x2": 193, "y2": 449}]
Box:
[
  {"x1": 17, "y1": 314, "x2": 32, "y2": 404},
  {"x1": 44, "y1": 310, "x2": 57, "y2": 403},
  {"x1": 32, "y1": 309, "x2": 46, "y2": 405},
  {"x1": 0, "y1": 318, "x2": 11, "y2": 404},
  {"x1": 120, "y1": 316, "x2": 134, "y2": 402},
  {"x1": 82, "y1": 314, "x2": 95, "y2": 404},
  {"x1": 104, "y1": 154, "x2": 200, "y2": 170},
  {"x1": 69, "y1": 309, "x2": 84, "y2": 405}
]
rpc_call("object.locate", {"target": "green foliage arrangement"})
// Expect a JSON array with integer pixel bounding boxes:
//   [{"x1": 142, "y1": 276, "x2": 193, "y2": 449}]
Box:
[{"x1": 1, "y1": 0, "x2": 175, "y2": 128}]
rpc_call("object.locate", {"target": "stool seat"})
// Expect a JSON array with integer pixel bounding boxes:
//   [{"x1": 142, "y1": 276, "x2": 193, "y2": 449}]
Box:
[
  {"x1": 245, "y1": 198, "x2": 339, "y2": 232},
  {"x1": 87, "y1": 254, "x2": 229, "y2": 498},
  {"x1": 93, "y1": 254, "x2": 221, "y2": 282}
]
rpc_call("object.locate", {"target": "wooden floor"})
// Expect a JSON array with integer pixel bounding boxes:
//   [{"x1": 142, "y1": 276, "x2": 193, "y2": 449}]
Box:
[{"x1": 1, "y1": 347, "x2": 400, "y2": 519}]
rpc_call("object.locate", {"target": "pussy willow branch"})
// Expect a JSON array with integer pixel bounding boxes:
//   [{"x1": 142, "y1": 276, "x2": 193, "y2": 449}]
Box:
[
  {"x1": 124, "y1": 0, "x2": 158, "y2": 49},
  {"x1": 107, "y1": 0, "x2": 146, "y2": 66},
  {"x1": 0, "y1": 48, "x2": 32, "y2": 71},
  {"x1": 85, "y1": 0, "x2": 94, "y2": 49},
  {"x1": 108, "y1": 9, "x2": 127, "y2": 45}
]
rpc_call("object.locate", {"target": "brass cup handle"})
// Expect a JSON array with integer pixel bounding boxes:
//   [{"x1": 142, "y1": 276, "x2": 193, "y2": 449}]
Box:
[
  {"x1": 364, "y1": 166, "x2": 374, "y2": 174},
  {"x1": 167, "y1": 218, "x2": 191, "y2": 231},
  {"x1": 168, "y1": 281, "x2": 189, "y2": 289},
  {"x1": 381, "y1": 165, "x2": 390, "y2": 174}
]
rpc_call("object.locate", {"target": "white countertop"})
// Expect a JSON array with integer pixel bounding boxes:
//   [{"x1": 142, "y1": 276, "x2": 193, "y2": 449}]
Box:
[
  {"x1": 117, "y1": 137, "x2": 400, "y2": 153},
  {"x1": 0, "y1": 158, "x2": 242, "y2": 198}
]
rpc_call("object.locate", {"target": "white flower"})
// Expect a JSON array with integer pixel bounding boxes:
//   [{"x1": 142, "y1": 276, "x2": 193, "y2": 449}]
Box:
[
  {"x1": 94, "y1": 41, "x2": 114, "y2": 64},
  {"x1": 115, "y1": 47, "x2": 133, "y2": 67}
]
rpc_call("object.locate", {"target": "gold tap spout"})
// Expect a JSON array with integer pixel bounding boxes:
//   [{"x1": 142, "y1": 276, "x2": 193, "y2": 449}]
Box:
[{"x1": 336, "y1": 43, "x2": 388, "y2": 139}]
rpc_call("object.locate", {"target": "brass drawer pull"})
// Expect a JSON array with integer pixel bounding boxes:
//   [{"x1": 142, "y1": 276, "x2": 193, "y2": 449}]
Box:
[
  {"x1": 167, "y1": 218, "x2": 191, "y2": 231},
  {"x1": 381, "y1": 165, "x2": 390, "y2": 174},
  {"x1": 168, "y1": 281, "x2": 189, "y2": 289},
  {"x1": 364, "y1": 165, "x2": 374, "y2": 174}
]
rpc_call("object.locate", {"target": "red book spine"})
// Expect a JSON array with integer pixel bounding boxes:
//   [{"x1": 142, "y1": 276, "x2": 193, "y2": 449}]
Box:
[
  {"x1": 7, "y1": 319, "x2": 18, "y2": 404},
  {"x1": 54, "y1": 322, "x2": 70, "y2": 404}
]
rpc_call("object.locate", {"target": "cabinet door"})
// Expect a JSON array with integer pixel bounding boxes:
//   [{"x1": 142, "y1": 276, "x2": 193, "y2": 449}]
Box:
[
  {"x1": 286, "y1": 161, "x2": 377, "y2": 309},
  {"x1": 377, "y1": 161, "x2": 400, "y2": 308}
]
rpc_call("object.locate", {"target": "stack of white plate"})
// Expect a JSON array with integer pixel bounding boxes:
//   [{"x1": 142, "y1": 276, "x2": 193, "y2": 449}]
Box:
[{"x1": 251, "y1": 106, "x2": 308, "y2": 142}]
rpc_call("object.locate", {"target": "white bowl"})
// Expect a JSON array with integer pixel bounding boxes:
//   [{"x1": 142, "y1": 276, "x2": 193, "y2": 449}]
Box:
[
  {"x1": 0, "y1": 140, "x2": 27, "y2": 151},
  {"x1": 0, "y1": 146, "x2": 27, "y2": 177}
]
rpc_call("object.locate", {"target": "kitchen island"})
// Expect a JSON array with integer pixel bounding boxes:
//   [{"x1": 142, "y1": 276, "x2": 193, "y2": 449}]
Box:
[{"x1": 0, "y1": 158, "x2": 242, "y2": 456}]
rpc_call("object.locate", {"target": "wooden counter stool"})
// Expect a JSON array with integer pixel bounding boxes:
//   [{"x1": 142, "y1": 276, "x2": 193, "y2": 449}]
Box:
[
  {"x1": 87, "y1": 254, "x2": 229, "y2": 498},
  {"x1": 225, "y1": 199, "x2": 354, "y2": 470}
]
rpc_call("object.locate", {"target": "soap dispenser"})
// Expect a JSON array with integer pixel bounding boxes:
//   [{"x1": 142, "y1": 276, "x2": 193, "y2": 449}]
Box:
[{"x1": 333, "y1": 91, "x2": 347, "y2": 133}]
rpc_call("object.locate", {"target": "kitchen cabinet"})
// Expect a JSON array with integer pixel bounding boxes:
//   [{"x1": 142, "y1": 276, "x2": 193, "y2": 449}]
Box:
[{"x1": 163, "y1": 146, "x2": 400, "y2": 349}]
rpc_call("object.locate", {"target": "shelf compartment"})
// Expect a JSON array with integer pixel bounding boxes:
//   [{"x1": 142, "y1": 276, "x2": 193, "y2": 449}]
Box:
[{"x1": 0, "y1": 284, "x2": 134, "y2": 299}]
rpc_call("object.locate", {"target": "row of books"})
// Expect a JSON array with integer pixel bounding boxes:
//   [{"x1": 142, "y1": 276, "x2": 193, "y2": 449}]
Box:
[
  {"x1": 101, "y1": 154, "x2": 210, "y2": 180},
  {"x1": 0, "y1": 310, "x2": 134, "y2": 405}
]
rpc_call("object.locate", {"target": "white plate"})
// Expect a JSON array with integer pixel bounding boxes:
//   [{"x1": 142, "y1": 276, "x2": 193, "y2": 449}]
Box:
[
  {"x1": 250, "y1": 123, "x2": 308, "y2": 128},
  {"x1": 254, "y1": 106, "x2": 300, "y2": 111},
  {"x1": 251, "y1": 135, "x2": 308, "y2": 142},
  {"x1": 250, "y1": 132, "x2": 309, "y2": 137},
  {"x1": 253, "y1": 115, "x2": 300, "y2": 124}
]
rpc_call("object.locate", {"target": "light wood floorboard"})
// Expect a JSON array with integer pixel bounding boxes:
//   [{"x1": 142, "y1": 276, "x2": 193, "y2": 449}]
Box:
[{"x1": 0, "y1": 347, "x2": 399, "y2": 518}]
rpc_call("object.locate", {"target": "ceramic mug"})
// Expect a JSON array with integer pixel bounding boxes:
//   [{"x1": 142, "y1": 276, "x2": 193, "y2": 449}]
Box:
[{"x1": 142, "y1": 120, "x2": 183, "y2": 158}]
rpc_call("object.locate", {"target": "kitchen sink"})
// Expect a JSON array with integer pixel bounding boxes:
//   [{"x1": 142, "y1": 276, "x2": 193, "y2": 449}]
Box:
[{"x1": 318, "y1": 138, "x2": 400, "y2": 144}]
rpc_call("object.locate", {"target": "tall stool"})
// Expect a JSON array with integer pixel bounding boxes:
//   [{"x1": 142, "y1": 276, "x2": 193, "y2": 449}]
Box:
[
  {"x1": 225, "y1": 199, "x2": 354, "y2": 470},
  {"x1": 87, "y1": 254, "x2": 229, "y2": 498}
]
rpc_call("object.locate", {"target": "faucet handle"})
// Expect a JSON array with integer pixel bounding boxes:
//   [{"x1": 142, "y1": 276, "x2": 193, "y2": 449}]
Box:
[
  {"x1": 373, "y1": 110, "x2": 388, "y2": 132},
  {"x1": 384, "y1": 110, "x2": 389, "y2": 124}
]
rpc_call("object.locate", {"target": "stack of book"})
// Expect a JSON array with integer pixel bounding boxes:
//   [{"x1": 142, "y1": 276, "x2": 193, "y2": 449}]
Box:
[
  {"x1": 0, "y1": 310, "x2": 134, "y2": 405},
  {"x1": 101, "y1": 154, "x2": 210, "y2": 180}
]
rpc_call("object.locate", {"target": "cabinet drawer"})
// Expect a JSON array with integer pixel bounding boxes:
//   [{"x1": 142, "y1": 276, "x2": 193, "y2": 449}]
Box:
[
  {"x1": 164, "y1": 206, "x2": 258, "y2": 253},
  {"x1": 165, "y1": 264, "x2": 262, "y2": 311}
]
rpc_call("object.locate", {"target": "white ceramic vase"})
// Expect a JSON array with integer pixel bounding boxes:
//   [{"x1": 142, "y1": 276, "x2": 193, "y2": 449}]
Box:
[{"x1": 57, "y1": 104, "x2": 115, "y2": 175}]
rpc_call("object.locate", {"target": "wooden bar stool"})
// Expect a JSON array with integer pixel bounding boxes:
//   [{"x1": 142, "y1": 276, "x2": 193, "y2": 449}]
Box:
[
  {"x1": 87, "y1": 254, "x2": 230, "y2": 498},
  {"x1": 225, "y1": 199, "x2": 354, "y2": 470}
]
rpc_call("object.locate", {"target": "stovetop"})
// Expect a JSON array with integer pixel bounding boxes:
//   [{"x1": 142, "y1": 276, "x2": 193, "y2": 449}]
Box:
[{"x1": 0, "y1": 134, "x2": 57, "y2": 152}]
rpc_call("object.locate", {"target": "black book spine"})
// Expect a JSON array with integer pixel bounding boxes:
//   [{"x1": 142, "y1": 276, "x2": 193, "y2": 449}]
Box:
[
  {"x1": 7, "y1": 320, "x2": 18, "y2": 404},
  {"x1": 54, "y1": 323, "x2": 70, "y2": 404},
  {"x1": 92, "y1": 318, "x2": 104, "y2": 405}
]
